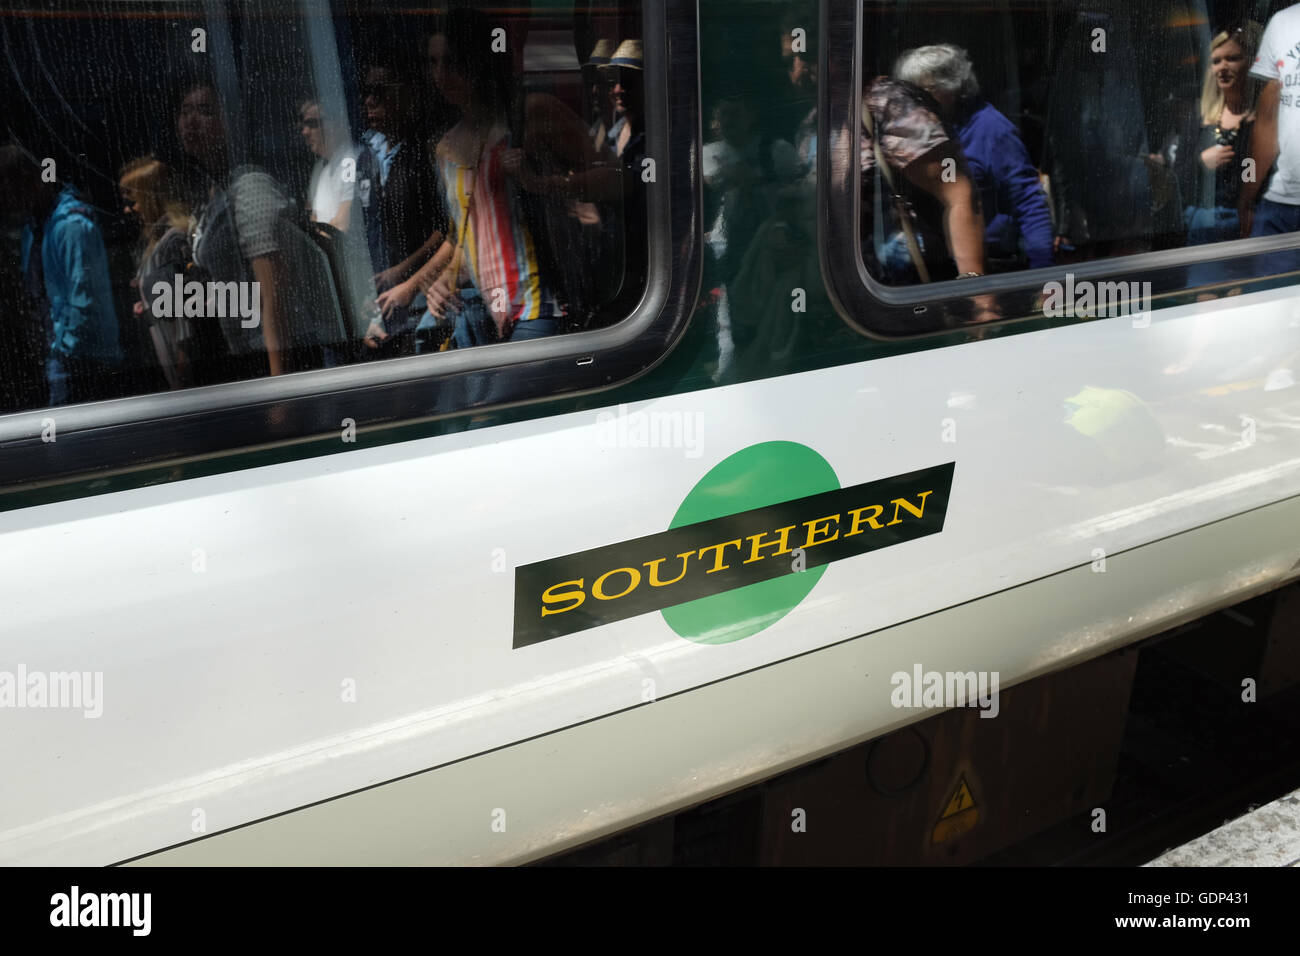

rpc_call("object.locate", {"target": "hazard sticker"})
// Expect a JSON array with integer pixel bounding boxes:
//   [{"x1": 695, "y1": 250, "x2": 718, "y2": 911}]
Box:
[{"x1": 931, "y1": 774, "x2": 979, "y2": 844}]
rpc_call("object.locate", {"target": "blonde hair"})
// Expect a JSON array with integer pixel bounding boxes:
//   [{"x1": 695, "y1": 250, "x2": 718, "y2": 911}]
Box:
[
  {"x1": 1200, "y1": 25, "x2": 1262, "y2": 125},
  {"x1": 119, "y1": 157, "x2": 190, "y2": 260}
]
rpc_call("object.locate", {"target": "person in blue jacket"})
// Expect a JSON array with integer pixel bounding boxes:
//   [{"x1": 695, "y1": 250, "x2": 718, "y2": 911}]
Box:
[
  {"x1": 894, "y1": 44, "x2": 1055, "y2": 273},
  {"x1": 0, "y1": 145, "x2": 122, "y2": 405}
]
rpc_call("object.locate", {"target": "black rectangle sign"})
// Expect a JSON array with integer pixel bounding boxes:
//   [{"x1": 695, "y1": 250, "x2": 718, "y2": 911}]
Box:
[{"x1": 513, "y1": 462, "x2": 955, "y2": 648}]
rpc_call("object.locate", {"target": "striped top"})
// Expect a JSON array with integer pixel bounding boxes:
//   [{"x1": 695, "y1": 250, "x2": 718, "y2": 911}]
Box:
[{"x1": 436, "y1": 123, "x2": 559, "y2": 328}]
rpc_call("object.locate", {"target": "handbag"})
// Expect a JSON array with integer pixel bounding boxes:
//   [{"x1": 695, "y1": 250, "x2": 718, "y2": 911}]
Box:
[{"x1": 863, "y1": 103, "x2": 931, "y2": 283}]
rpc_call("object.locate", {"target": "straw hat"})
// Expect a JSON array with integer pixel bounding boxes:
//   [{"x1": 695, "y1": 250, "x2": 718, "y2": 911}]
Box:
[
  {"x1": 607, "y1": 38, "x2": 643, "y2": 70},
  {"x1": 585, "y1": 38, "x2": 615, "y2": 68}
]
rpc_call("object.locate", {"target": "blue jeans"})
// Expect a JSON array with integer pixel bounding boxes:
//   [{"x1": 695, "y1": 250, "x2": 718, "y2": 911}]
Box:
[
  {"x1": 1185, "y1": 204, "x2": 1239, "y2": 246},
  {"x1": 449, "y1": 300, "x2": 557, "y2": 348},
  {"x1": 1184, "y1": 205, "x2": 1241, "y2": 287},
  {"x1": 46, "y1": 355, "x2": 69, "y2": 406},
  {"x1": 507, "y1": 318, "x2": 557, "y2": 341},
  {"x1": 450, "y1": 293, "x2": 497, "y2": 350},
  {"x1": 47, "y1": 354, "x2": 120, "y2": 406},
  {"x1": 876, "y1": 232, "x2": 927, "y2": 284},
  {"x1": 1249, "y1": 198, "x2": 1300, "y2": 278},
  {"x1": 415, "y1": 289, "x2": 483, "y2": 355}
]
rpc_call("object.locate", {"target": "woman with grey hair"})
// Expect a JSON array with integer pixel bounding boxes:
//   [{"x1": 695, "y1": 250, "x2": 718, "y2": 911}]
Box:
[
  {"x1": 894, "y1": 44, "x2": 979, "y2": 110},
  {"x1": 895, "y1": 44, "x2": 1055, "y2": 271}
]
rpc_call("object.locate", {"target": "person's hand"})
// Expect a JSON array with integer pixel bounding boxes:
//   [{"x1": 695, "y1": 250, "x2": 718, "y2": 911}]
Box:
[
  {"x1": 373, "y1": 266, "x2": 402, "y2": 293},
  {"x1": 1201, "y1": 144, "x2": 1235, "y2": 171},
  {"x1": 376, "y1": 280, "x2": 415, "y2": 319},
  {"x1": 502, "y1": 148, "x2": 552, "y2": 193},
  {"x1": 363, "y1": 320, "x2": 388, "y2": 350},
  {"x1": 424, "y1": 281, "x2": 459, "y2": 320},
  {"x1": 570, "y1": 200, "x2": 601, "y2": 226}
]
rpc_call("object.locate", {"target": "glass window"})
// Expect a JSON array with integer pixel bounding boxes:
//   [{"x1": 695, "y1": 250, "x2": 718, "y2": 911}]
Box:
[
  {"x1": 832, "y1": 0, "x2": 1300, "y2": 333},
  {"x1": 0, "y1": 0, "x2": 648, "y2": 412}
]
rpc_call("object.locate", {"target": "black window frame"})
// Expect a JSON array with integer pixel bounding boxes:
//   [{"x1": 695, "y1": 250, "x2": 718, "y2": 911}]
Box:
[
  {"x1": 820, "y1": 0, "x2": 1300, "y2": 340},
  {"x1": 0, "y1": 0, "x2": 701, "y2": 496}
]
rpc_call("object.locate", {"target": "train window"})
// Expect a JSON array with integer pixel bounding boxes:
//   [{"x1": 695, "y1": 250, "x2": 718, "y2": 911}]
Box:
[
  {"x1": 820, "y1": 0, "x2": 1300, "y2": 337},
  {"x1": 0, "y1": 0, "x2": 652, "y2": 414}
]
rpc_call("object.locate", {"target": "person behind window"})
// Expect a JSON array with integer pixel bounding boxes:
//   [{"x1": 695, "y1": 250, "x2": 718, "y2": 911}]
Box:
[
  {"x1": 301, "y1": 97, "x2": 370, "y2": 238},
  {"x1": 859, "y1": 78, "x2": 992, "y2": 293},
  {"x1": 177, "y1": 78, "x2": 344, "y2": 378},
  {"x1": 604, "y1": 40, "x2": 646, "y2": 167},
  {"x1": 569, "y1": 38, "x2": 650, "y2": 319},
  {"x1": 762, "y1": 4, "x2": 995, "y2": 341},
  {"x1": 1045, "y1": 6, "x2": 1154, "y2": 261},
  {"x1": 396, "y1": 9, "x2": 608, "y2": 347},
  {"x1": 0, "y1": 145, "x2": 123, "y2": 406},
  {"x1": 894, "y1": 44, "x2": 1055, "y2": 273},
  {"x1": 779, "y1": 26, "x2": 980, "y2": 287},
  {"x1": 372, "y1": 27, "x2": 466, "y2": 348},
  {"x1": 357, "y1": 55, "x2": 448, "y2": 356},
  {"x1": 1239, "y1": 5, "x2": 1300, "y2": 278},
  {"x1": 584, "y1": 39, "x2": 616, "y2": 156},
  {"x1": 300, "y1": 94, "x2": 380, "y2": 363},
  {"x1": 119, "y1": 157, "x2": 194, "y2": 390},
  {"x1": 0, "y1": 217, "x2": 50, "y2": 411},
  {"x1": 431, "y1": 8, "x2": 559, "y2": 344},
  {"x1": 1171, "y1": 25, "x2": 1261, "y2": 250},
  {"x1": 361, "y1": 53, "x2": 447, "y2": 298},
  {"x1": 775, "y1": 8, "x2": 987, "y2": 291}
]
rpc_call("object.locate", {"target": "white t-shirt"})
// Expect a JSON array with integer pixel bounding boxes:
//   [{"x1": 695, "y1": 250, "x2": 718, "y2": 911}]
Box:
[
  {"x1": 1251, "y1": 5, "x2": 1300, "y2": 204},
  {"x1": 308, "y1": 144, "x2": 362, "y2": 224}
]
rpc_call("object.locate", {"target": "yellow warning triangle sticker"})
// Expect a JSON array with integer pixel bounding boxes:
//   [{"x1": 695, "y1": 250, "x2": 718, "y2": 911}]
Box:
[
  {"x1": 932, "y1": 774, "x2": 979, "y2": 844},
  {"x1": 940, "y1": 776, "x2": 976, "y2": 818}
]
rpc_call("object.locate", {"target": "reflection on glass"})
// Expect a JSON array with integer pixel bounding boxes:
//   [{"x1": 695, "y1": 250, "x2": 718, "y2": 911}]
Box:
[
  {"x1": 855, "y1": 0, "x2": 1297, "y2": 303},
  {"x1": 0, "y1": 1, "x2": 648, "y2": 411}
]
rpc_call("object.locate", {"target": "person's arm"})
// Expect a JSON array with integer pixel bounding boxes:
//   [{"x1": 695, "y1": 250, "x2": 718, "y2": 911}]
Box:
[
  {"x1": 502, "y1": 94, "x2": 623, "y2": 201},
  {"x1": 902, "y1": 143, "x2": 985, "y2": 276},
  {"x1": 250, "y1": 253, "x2": 288, "y2": 375},
  {"x1": 328, "y1": 199, "x2": 352, "y2": 234},
  {"x1": 376, "y1": 237, "x2": 453, "y2": 319},
  {"x1": 229, "y1": 170, "x2": 299, "y2": 371},
  {"x1": 1240, "y1": 79, "x2": 1280, "y2": 238},
  {"x1": 902, "y1": 144, "x2": 998, "y2": 323},
  {"x1": 49, "y1": 216, "x2": 115, "y2": 358},
  {"x1": 995, "y1": 133, "x2": 1055, "y2": 269},
  {"x1": 379, "y1": 227, "x2": 443, "y2": 285},
  {"x1": 375, "y1": 153, "x2": 449, "y2": 289}
]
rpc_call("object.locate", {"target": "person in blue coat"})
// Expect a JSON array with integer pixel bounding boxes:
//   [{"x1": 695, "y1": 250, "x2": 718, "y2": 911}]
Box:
[
  {"x1": 895, "y1": 44, "x2": 1055, "y2": 273},
  {"x1": 0, "y1": 145, "x2": 123, "y2": 405}
]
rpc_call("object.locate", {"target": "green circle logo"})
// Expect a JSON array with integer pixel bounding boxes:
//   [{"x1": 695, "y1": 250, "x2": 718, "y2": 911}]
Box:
[{"x1": 662, "y1": 441, "x2": 840, "y2": 644}]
